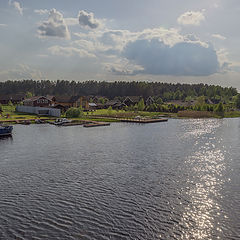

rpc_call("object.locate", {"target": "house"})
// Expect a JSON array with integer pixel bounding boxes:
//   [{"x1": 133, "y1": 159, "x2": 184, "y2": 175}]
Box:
[
  {"x1": 0, "y1": 94, "x2": 25, "y2": 104},
  {"x1": 54, "y1": 96, "x2": 89, "y2": 110},
  {"x1": 23, "y1": 96, "x2": 52, "y2": 107},
  {"x1": 123, "y1": 96, "x2": 142, "y2": 106},
  {"x1": 145, "y1": 96, "x2": 155, "y2": 106},
  {"x1": 105, "y1": 100, "x2": 126, "y2": 109}
]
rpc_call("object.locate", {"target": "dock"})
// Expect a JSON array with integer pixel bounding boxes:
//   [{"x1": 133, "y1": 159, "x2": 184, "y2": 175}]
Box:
[
  {"x1": 83, "y1": 122, "x2": 110, "y2": 128},
  {"x1": 120, "y1": 118, "x2": 168, "y2": 123},
  {"x1": 83, "y1": 122, "x2": 111, "y2": 128}
]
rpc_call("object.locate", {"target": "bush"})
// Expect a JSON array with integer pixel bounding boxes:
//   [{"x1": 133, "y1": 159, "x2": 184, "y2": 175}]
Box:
[
  {"x1": 107, "y1": 106, "x2": 113, "y2": 115},
  {"x1": 214, "y1": 102, "x2": 224, "y2": 113},
  {"x1": 65, "y1": 107, "x2": 83, "y2": 118}
]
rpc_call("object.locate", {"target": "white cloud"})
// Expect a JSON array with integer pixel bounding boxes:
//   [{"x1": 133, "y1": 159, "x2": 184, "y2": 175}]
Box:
[
  {"x1": 0, "y1": 24, "x2": 7, "y2": 27},
  {"x1": 121, "y1": 39, "x2": 219, "y2": 76},
  {"x1": 48, "y1": 45, "x2": 96, "y2": 58},
  {"x1": 78, "y1": 10, "x2": 102, "y2": 29},
  {"x1": 65, "y1": 18, "x2": 79, "y2": 26},
  {"x1": 177, "y1": 10, "x2": 205, "y2": 26},
  {"x1": 0, "y1": 64, "x2": 43, "y2": 80},
  {"x1": 73, "y1": 24, "x2": 219, "y2": 76},
  {"x1": 9, "y1": 1, "x2": 23, "y2": 15},
  {"x1": 34, "y1": 9, "x2": 49, "y2": 15},
  {"x1": 105, "y1": 58, "x2": 144, "y2": 76},
  {"x1": 212, "y1": 34, "x2": 226, "y2": 40},
  {"x1": 38, "y1": 9, "x2": 70, "y2": 39}
]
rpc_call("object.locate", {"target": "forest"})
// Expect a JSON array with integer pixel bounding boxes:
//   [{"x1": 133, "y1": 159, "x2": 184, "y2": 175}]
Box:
[{"x1": 0, "y1": 80, "x2": 238, "y2": 102}]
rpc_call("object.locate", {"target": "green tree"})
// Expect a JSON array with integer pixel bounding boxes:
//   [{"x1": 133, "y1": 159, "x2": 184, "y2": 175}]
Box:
[
  {"x1": 65, "y1": 107, "x2": 83, "y2": 118},
  {"x1": 0, "y1": 104, "x2": 3, "y2": 113},
  {"x1": 234, "y1": 94, "x2": 240, "y2": 109},
  {"x1": 214, "y1": 102, "x2": 224, "y2": 113},
  {"x1": 107, "y1": 106, "x2": 113, "y2": 115},
  {"x1": 8, "y1": 100, "x2": 13, "y2": 106},
  {"x1": 137, "y1": 98, "x2": 145, "y2": 111},
  {"x1": 26, "y1": 91, "x2": 33, "y2": 98}
]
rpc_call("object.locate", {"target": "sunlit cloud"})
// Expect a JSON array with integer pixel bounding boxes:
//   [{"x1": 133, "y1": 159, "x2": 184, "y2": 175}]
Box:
[
  {"x1": 38, "y1": 9, "x2": 70, "y2": 39},
  {"x1": 177, "y1": 10, "x2": 205, "y2": 26},
  {"x1": 212, "y1": 34, "x2": 226, "y2": 40}
]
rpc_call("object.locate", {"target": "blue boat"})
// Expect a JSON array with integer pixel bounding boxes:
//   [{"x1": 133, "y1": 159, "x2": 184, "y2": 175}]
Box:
[{"x1": 0, "y1": 125, "x2": 13, "y2": 136}]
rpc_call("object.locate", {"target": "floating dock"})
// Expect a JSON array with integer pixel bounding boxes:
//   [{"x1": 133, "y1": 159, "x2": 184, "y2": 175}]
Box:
[{"x1": 120, "y1": 118, "x2": 168, "y2": 123}]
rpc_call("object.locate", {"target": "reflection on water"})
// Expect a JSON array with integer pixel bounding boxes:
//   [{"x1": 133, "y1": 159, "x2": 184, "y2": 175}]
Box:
[
  {"x1": 178, "y1": 119, "x2": 236, "y2": 240},
  {"x1": 0, "y1": 120, "x2": 239, "y2": 239}
]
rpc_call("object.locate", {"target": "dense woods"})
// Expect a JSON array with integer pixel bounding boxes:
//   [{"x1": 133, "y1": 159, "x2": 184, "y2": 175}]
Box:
[{"x1": 0, "y1": 80, "x2": 238, "y2": 101}]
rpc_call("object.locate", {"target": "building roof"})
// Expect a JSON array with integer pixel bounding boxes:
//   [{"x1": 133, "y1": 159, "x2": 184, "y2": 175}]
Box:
[
  {"x1": 0, "y1": 94, "x2": 25, "y2": 101},
  {"x1": 23, "y1": 96, "x2": 50, "y2": 102},
  {"x1": 55, "y1": 95, "x2": 86, "y2": 103},
  {"x1": 123, "y1": 96, "x2": 142, "y2": 104}
]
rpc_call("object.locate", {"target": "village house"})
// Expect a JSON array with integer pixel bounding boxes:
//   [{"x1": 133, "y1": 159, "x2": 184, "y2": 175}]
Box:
[
  {"x1": 105, "y1": 100, "x2": 126, "y2": 109},
  {"x1": 0, "y1": 94, "x2": 25, "y2": 105},
  {"x1": 123, "y1": 96, "x2": 142, "y2": 106},
  {"x1": 53, "y1": 96, "x2": 89, "y2": 110},
  {"x1": 145, "y1": 96, "x2": 155, "y2": 106},
  {"x1": 23, "y1": 96, "x2": 52, "y2": 107}
]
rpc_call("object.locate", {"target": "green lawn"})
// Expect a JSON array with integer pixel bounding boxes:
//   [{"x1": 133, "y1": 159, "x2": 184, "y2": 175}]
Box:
[{"x1": 0, "y1": 105, "x2": 55, "y2": 122}]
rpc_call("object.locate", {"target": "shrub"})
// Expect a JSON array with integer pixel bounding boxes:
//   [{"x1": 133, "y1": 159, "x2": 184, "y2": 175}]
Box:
[
  {"x1": 65, "y1": 107, "x2": 83, "y2": 118},
  {"x1": 214, "y1": 102, "x2": 224, "y2": 113}
]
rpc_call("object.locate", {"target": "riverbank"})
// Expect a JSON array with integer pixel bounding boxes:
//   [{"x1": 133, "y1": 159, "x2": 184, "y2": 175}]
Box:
[{"x1": 1, "y1": 105, "x2": 240, "y2": 124}]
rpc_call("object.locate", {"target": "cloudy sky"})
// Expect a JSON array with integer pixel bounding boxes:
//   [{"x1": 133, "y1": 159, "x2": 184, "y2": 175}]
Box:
[{"x1": 0, "y1": 0, "x2": 240, "y2": 88}]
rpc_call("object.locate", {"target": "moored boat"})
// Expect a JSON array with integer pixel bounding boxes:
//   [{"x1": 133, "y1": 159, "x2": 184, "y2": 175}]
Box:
[
  {"x1": 53, "y1": 118, "x2": 72, "y2": 126},
  {"x1": 0, "y1": 125, "x2": 13, "y2": 136}
]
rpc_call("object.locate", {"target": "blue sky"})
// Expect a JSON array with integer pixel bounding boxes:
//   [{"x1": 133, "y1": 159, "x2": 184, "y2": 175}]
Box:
[{"x1": 0, "y1": 0, "x2": 240, "y2": 89}]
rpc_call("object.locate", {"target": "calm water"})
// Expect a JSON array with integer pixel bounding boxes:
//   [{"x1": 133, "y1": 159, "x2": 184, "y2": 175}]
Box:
[{"x1": 0, "y1": 119, "x2": 239, "y2": 240}]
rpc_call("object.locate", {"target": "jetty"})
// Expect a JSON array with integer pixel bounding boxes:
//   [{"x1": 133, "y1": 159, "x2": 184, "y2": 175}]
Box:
[
  {"x1": 120, "y1": 118, "x2": 168, "y2": 123},
  {"x1": 83, "y1": 122, "x2": 111, "y2": 128}
]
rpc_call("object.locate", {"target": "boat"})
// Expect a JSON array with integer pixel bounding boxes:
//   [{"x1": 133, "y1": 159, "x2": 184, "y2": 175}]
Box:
[
  {"x1": 53, "y1": 118, "x2": 72, "y2": 126},
  {"x1": 35, "y1": 119, "x2": 45, "y2": 124},
  {"x1": 0, "y1": 125, "x2": 13, "y2": 136},
  {"x1": 21, "y1": 120, "x2": 31, "y2": 125}
]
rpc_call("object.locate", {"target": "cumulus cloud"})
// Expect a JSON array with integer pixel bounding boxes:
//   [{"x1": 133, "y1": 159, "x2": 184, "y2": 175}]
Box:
[
  {"x1": 212, "y1": 34, "x2": 226, "y2": 40},
  {"x1": 177, "y1": 10, "x2": 205, "y2": 26},
  {"x1": 34, "y1": 9, "x2": 49, "y2": 15},
  {"x1": 48, "y1": 45, "x2": 96, "y2": 58},
  {"x1": 73, "y1": 24, "x2": 220, "y2": 76},
  {"x1": 38, "y1": 9, "x2": 70, "y2": 39},
  {"x1": 121, "y1": 38, "x2": 219, "y2": 76},
  {"x1": 9, "y1": 1, "x2": 23, "y2": 15},
  {"x1": 78, "y1": 10, "x2": 101, "y2": 29}
]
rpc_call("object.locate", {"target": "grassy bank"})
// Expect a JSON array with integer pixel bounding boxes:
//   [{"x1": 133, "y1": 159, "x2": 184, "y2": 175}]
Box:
[
  {"x1": 1, "y1": 105, "x2": 240, "y2": 123},
  {"x1": 0, "y1": 105, "x2": 55, "y2": 123}
]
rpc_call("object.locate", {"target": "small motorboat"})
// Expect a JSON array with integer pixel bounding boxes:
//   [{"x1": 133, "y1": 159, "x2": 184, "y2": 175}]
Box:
[
  {"x1": 53, "y1": 118, "x2": 72, "y2": 126},
  {"x1": 0, "y1": 125, "x2": 13, "y2": 136},
  {"x1": 21, "y1": 120, "x2": 31, "y2": 125},
  {"x1": 35, "y1": 119, "x2": 45, "y2": 124}
]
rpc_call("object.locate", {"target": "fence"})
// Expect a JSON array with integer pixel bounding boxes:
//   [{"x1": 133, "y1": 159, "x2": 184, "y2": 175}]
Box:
[{"x1": 16, "y1": 106, "x2": 61, "y2": 117}]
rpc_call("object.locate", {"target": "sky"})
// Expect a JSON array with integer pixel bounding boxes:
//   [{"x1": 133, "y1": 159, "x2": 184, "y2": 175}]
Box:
[{"x1": 0, "y1": 0, "x2": 240, "y2": 89}]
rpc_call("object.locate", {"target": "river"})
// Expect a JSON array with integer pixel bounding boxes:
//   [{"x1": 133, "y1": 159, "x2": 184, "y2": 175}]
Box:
[{"x1": 0, "y1": 119, "x2": 239, "y2": 239}]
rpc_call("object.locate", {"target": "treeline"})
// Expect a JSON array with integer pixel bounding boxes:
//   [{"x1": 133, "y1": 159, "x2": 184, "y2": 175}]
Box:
[{"x1": 0, "y1": 80, "x2": 238, "y2": 100}]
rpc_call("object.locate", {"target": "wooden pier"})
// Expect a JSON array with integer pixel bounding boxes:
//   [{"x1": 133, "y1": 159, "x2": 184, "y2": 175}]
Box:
[
  {"x1": 83, "y1": 122, "x2": 111, "y2": 128},
  {"x1": 120, "y1": 118, "x2": 168, "y2": 123}
]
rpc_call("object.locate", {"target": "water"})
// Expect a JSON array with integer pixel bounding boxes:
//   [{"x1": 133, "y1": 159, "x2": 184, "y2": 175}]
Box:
[{"x1": 0, "y1": 119, "x2": 239, "y2": 240}]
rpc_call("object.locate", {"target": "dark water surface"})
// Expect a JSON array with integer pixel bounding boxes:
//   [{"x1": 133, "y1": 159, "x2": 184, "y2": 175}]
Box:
[{"x1": 0, "y1": 119, "x2": 239, "y2": 240}]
